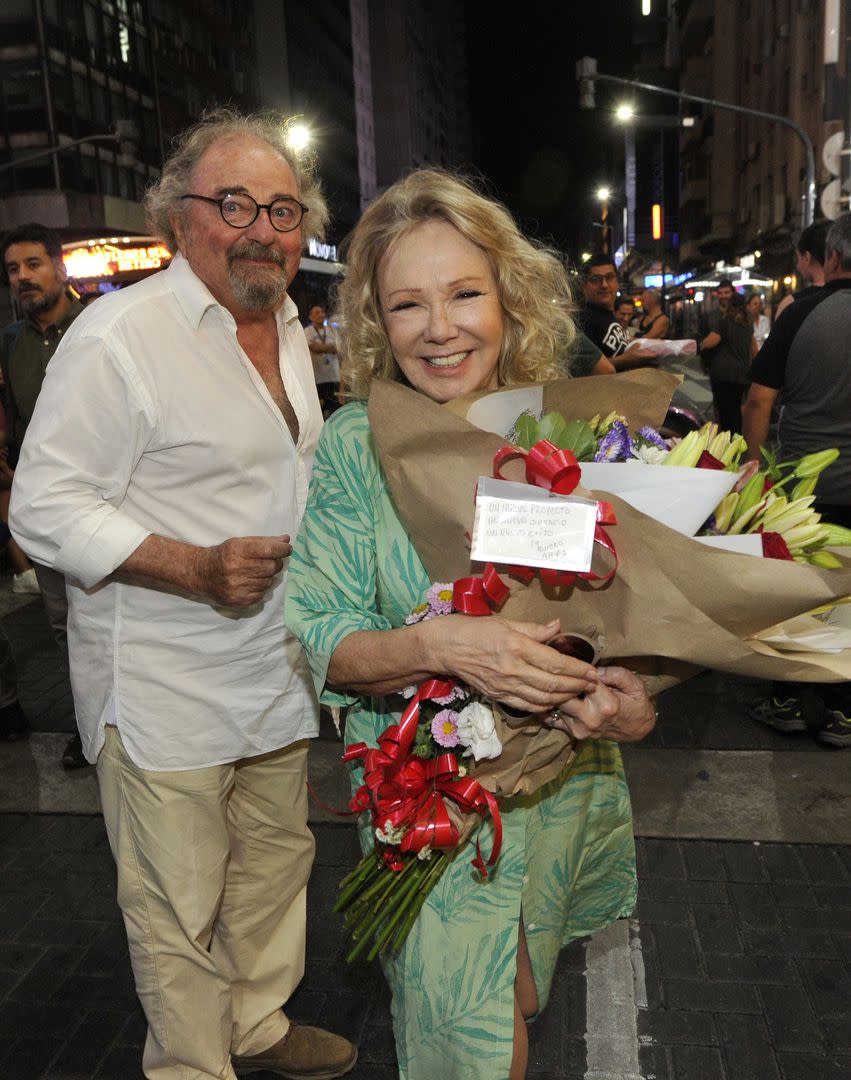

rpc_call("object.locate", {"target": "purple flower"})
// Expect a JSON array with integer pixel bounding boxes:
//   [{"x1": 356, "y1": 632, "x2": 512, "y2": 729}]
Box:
[
  {"x1": 431, "y1": 684, "x2": 470, "y2": 706},
  {"x1": 426, "y1": 583, "x2": 455, "y2": 616},
  {"x1": 431, "y1": 710, "x2": 460, "y2": 748},
  {"x1": 405, "y1": 602, "x2": 431, "y2": 625},
  {"x1": 637, "y1": 425, "x2": 669, "y2": 450},
  {"x1": 594, "y1": 420, "x2": 630, "y2": 462}
]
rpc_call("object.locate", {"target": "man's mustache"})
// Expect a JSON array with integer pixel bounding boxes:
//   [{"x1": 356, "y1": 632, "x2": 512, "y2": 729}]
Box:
[{"x1": 228, "y1": 241, "x2": 286, "y2": 268}]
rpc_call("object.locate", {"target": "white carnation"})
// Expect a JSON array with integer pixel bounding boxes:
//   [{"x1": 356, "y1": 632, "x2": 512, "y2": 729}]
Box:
[
  {"x1": 632, "y1": 444, "x2": 669, "y2": 465},
  {"x1": 456, "y1": 701, "x2": 502, "y2": 761}
]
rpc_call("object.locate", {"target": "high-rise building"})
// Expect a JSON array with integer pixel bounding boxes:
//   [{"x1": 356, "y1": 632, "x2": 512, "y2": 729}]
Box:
[
  {"x1": 2, "y1": 0, "x2": 472, "y2": 318},
  {"x1": 0, "y1": 0, "x2": 258, "y2": 239},
  {"x1": 677, "y1": 0, "x2": 840, "y2": 272}
]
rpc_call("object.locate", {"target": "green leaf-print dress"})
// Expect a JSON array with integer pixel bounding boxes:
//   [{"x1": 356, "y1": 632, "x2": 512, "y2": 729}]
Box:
[{"x1": 286, "y1": 404, "x2": 637, "y2": 1080}]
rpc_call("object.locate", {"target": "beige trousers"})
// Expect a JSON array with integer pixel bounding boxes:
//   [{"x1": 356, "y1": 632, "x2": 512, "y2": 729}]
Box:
[{"x1": 97, "y1": 726, "x2": 315, "y2": 1080}]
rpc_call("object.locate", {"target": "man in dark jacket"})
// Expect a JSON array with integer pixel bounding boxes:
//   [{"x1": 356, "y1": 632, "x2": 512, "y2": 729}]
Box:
[{"x1": 1, "y1": 223, "x2": 86, "y2": 764}]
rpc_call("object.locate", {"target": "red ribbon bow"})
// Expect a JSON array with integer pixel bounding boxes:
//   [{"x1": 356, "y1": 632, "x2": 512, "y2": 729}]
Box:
[
  {"x1": 343, "y1": 678, "x2": 502, "y2": 877},
  {"x1": 480, "y1": 439, "x2": 619, "y2": 594}
]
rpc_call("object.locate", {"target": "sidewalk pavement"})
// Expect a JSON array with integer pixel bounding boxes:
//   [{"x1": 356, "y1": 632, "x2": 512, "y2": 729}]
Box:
[{"x1": 1, "y1": 590, "x2": 849, "y2": 1080}]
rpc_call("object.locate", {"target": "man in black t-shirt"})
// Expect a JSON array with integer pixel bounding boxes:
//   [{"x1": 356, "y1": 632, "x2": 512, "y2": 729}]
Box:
[
  {"x1": 742, "y1": 214, "x2": 851, "y2": 749},
  {"x1": 578, "y1": 255, "x2": 648, "y2": 370}
]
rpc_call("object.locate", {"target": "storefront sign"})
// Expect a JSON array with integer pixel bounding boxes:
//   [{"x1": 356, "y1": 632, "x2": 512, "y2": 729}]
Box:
[
  {"x1": 307, "y1": 237, "x2": 338, "y2": 262},
  {"x1": 63, "y1": 241, "x2": 172, "y2": 280}
]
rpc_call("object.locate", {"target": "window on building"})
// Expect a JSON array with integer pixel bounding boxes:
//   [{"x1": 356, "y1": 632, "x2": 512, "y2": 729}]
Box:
[
  {"x1": 84, "y1": 3, "x2": 101, "y2": 66},
  {"x1": 92, "y1": 82, "x2": 108, "y2": 124},
  {"x1": 72, "y1": 73, "x2": 91, "y2": 119}
]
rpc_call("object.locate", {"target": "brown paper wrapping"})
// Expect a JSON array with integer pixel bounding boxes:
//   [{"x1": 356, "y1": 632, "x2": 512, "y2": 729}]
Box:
[{"x1": 367, "y1": 373, "x2": 851, "y2": 798}]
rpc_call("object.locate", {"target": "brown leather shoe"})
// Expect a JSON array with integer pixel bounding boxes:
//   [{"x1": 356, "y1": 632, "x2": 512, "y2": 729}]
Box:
[{"x1": 232, "y1": 1023, "x2": 357, "y2": 1079}]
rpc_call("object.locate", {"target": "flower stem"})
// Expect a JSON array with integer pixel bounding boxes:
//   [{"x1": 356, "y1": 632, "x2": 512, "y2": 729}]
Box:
[
  {"x1": 391, "y1": 852, "x2": 451, "y2": 952},
  {"x1": 346, "y1": 860, "x2": 422, "y2": 963},
  {"x1": 343, "y1": 860, "x2": 402, "y2": 923},
  {"x1": 365, "y1": 862, "x2": 428, "y2": 962},
  {"x1": 338, "y1": 853, "x2": 380, "y2": 892},
  {"x1": 334, "y1": 853, "x2": 383, "y2": 912}
]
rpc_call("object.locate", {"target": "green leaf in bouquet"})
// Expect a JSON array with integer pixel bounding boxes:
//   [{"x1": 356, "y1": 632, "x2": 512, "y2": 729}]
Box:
[
  {"x1": 536, "y1": 412, "x2": 597, "y2": 460},
  {"x1": 513, "y1": 412, "x2": 541, "y2": 450}
]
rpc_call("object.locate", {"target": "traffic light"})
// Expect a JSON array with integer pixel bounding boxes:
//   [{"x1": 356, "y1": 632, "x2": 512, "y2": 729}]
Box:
[{"x1": 576, "y1": 57, "x2": 597, "y2": 110}]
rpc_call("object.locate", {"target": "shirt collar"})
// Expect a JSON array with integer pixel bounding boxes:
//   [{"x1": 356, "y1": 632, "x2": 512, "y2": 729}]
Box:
[
  {"x1": 25, "y1": 294, "x2": 84, "y2": 334},
  {"x1": 166, "y1": 251, "x2": 299, "y2": 330}
]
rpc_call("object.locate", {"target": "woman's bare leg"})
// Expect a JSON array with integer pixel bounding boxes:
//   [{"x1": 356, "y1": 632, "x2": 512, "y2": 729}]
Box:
[
  {"x1": 510, "y1": 917, "x2": 540, "y2": 1080},
  {"x1": 509, "y1": 996, "x2": 528, "y2": 1080}
]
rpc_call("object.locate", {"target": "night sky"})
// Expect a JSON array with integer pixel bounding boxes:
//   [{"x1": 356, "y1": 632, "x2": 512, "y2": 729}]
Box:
[{"x1": 464, "y1": 2, "x2": 637, "y2": 261}]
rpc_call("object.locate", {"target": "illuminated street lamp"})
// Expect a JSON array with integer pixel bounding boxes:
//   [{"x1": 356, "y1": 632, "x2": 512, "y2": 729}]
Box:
[
  {"x1": 286, "y1": 123, "x2": 312, "y2": 152},
  {"x1": 615, "y1": 103, "x2": 635, "y2": 123},
  {"x1": 595, "y1": 187, "x2": 612, "y2": 253}
]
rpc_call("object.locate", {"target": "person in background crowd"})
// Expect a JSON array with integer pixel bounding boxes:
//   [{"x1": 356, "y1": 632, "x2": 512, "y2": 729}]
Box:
[
  {"x1": 1, "y1": 222, "x2": 85, "y2": 764},
  {"x1": 0, "y1": 369, "x2": 30, "y2": 742},
  {"x1": 579, "y1": 255, "x2": 652, "y2": 370},
  {"x1": 614, "y1": 295, "x2": 635, "y2": 333},
  {"x1": 10, "y1": 109, "x2": 356, "y2": 1080},
  {"x1": 742, "y1": 213, "x2": 851, "y2": 750},
  {"x1": 747, "y1": 292, "x2": 770, "y2": 350},
  {"x1": 775, "y1": 221, "x2": 827, "y2": 319},
  {"x1": 634, "y1": 287, "x2": 669, "y2": 340},
  {"x1": 304, "y1": 302, "x2": 340, "y2": 417},
  {"x1": 561, "y1": 329, "x2": 616, "y2": 376},
  {"x1": 699, "y1": 282, "x2": 755, "y2": 434}
]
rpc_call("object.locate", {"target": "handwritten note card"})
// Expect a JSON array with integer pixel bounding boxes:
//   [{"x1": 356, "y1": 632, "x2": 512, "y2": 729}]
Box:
[{"x1": 470, "y1": 477, "x2": 597, "y2": 572}]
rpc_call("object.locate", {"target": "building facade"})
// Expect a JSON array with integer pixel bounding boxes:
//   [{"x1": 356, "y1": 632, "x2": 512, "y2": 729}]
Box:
[
  {"x1": 2, "y1": 0, "x2": 472, "y2": 320},
  {"x1": 677, "y1": 0, "x2": 842, "y2": 273}
]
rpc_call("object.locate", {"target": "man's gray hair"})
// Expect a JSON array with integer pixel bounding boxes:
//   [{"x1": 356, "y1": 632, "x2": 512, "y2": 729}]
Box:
[
  {"x1": 144, "y1": 107, "x2": 330, "y2": 252},
  {"x1": 825, "y1": 213, "x2": 851, "y2": 272}
]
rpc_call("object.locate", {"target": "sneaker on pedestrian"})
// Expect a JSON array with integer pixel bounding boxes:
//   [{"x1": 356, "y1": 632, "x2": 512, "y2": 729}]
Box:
[
  {"x1": 61, "y1": 732, "x2": 90, "y2": 769},
  {"x1": 0, "y1": 700, "x2": 29, "y2": 742},
  {"x1": 232, "y1": 1023, "x2": 357, "y2": 1078},
  {"x1": 11, "y1": 567, "x2": 40, "y2": 595},
  {"x1": 749, "y1": 695, "x2": 806, "y2": 733},
  {"x1": 817, "y1": 709, "x2": 851, "y2": 749}
]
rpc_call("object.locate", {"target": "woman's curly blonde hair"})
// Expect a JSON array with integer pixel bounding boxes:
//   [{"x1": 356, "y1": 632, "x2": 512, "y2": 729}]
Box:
[{"x1": 336, "y1": 169, "x2": 576, "y2": 399}]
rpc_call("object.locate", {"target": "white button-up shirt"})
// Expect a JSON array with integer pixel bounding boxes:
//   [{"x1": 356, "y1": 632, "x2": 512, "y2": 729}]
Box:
[{"x1": 10, "y1": 254, "x2": 323, "y2": 770}]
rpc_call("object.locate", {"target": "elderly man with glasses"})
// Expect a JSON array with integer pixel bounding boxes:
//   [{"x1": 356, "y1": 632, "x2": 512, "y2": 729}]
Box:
[{"x1": 9, "y1": 110, "x2": 357, "y2": 1080}]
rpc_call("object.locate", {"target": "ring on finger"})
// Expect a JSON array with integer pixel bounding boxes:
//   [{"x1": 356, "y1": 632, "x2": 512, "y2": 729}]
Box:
[{"x1": 551, "y1": 709, "x2": 562, "y2": 724}]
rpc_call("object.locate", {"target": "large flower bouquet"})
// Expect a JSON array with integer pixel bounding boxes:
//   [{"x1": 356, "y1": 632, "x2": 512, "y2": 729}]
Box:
[
  {"x1": 372, "y1": 370, "x2": 851, "y2": 688},
  {"x1": 512, "y1": 407, "x2": 851, "y2": 565},
  {"x1": 336, "y1": 370, "x2": 851, "y2": 961}
]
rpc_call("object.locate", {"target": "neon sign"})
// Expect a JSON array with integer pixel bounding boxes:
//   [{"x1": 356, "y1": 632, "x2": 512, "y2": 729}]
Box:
[
  {"x1": 307, "y1": 237, "x2": 338, "y2": 262},
  {"x1": 63, "y1": 242, "x2": 172, "y2": 280}
]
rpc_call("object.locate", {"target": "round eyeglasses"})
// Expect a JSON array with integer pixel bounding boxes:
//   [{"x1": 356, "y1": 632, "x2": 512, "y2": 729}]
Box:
[{"x1": 180, "y1": 192, "x2": 309, "y2": 233}]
